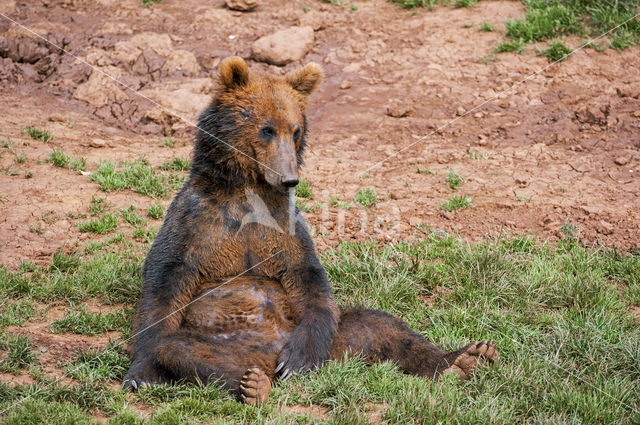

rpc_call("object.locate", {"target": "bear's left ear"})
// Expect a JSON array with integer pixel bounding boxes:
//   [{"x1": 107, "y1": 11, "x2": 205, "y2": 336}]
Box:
[
  {"x1": 285, "y1": 63, "x2": 323, "y2": 96},
  {"x1": 219, "y1": 56, "x2": 250, "y2": 89}
]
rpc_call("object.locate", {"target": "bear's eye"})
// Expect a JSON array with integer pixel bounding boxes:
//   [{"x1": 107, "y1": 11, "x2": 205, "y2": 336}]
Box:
[
  {"x1": 293, "y1": 125, "x2": 301, "y2": 141},
  {"x1": 260, "y1": 126, "x2": 276, "y2": 141}
]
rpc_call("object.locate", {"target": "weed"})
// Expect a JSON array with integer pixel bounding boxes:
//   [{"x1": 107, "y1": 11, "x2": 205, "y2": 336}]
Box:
[
  {"x1": 159, "y1": 135, "x2": 174, "y2": 147},
  {"x1": 88, "y1": 196, "x2": 109, "y2": 216},
  {"x1": 416, "y1": 166, "x2": 435, "y2": 175},
  {"x1": 480, "y1": 21, "x2": 494, "y2": 32},
  {"x1": 440, "y1": 194, "x2": 472, "y2": 211},
  {"x1": 295, "y1": 178, "x2": 313, "y2": 199},
  {"x1": 22, "y1": 125, "x2": 53, "y2": 142},
  {"x1": 147, "y1": 202, "x2": 164, "y2": 219},
  {"x1": 354, "y1": 188, "x2": 377, "y2": 207},
  {"x1": 541, "y1": 41, "x2": 572, "y2": 62},
  {"x1": 48, "y1": 149, "x2": 69, "y2": 168},
  {"x1": 496, "y1": 39, "x2": 525, "y2": 53},
  {"x1": 69, "y1": 157, "x2": 86, "y2": 172},
  {"x1": 121, "y1": 205, "x2": 147, "y2": 227},
  {"x1": 160, "y1": 157, "x2": 191, "y2": 171},
  {"x1": 330, "y1": 197, "x2": 353, "y2": 210},
  {"x1": 76, "y1": 213, "x2": 118, "y2": 234},
  {"x1": 91, "y1": 158, "x2": 170, "y2": 198},
  {"x1": 16, "y1": 154, "x2": 26, "y2": 164},
  {"x1": 0, "y1": 334, "x2": 39, "y2": 373},
  {"x1": 560, "y1": 219, "x2": 580, "y2": 242},
  {"x1": 350, "y1": 2, "x2": 357, "y2": 10},
  {"x1": 446, "y1": 169, "x2": 463, "y2": 190}
]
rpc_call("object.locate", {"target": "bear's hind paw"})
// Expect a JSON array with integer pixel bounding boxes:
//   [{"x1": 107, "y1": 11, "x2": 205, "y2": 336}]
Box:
[{"x1": 240, "y1": 367, "x2": 271, "y2": 405}]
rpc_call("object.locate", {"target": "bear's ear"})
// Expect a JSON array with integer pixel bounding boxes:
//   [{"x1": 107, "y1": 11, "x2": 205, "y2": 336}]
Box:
[
  {"x1": 285, "y1": 63, "x2": 323, "y2": 96},
  {"x1": 219, "y1": 56, "x2": 249, "y2": 89}
]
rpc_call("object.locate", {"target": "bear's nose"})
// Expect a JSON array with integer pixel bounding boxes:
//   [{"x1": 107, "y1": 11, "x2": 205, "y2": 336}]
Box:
[{"x1": 281, "y1": 178, "x2": 299, "y2": 188}]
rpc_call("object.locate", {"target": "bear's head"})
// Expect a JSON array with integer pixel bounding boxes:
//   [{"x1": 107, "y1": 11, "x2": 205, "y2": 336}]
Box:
[{"x1": 193, "y1": 56, "x2": 323, "y2": 191}]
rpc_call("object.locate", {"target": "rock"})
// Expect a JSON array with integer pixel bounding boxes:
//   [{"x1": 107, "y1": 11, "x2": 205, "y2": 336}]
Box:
[
  {"x1": 49, "y1": 113, "x2": 65, "y2": 122},
  {"x1": 299, "y1": 11, "x2": 326, "y2": 31},
  {"x1": 633, "y1": 110, "x2": 640, "y2": 118},
  {"x1": 614, "y1": 156, "x2": 630, "y2": 166},
  {"x1": 340, "y1": 80, "x2": 352, "y2": 90},
  {"x1": 386, "y1": 99, "x2": 412, "y2": 118},
  {"x1": 597, "y1": 220, "x2": 614, "y2": 235},
  {"x1": 389, "y1": 191, "x2": 401, "y2": 200},
  {"x1": 163, "y1": 49, "x2": 200, "y2": 76},
  {"x1": 73, "y1": 66, "x2": 127, "y2": 107},
  {"x1": 456, "y1": 106, "x2": 466, "y2": 116},
  {"x1": 226, "y1": 0, "x2": 257, "y2": 11},
  {"x1": 252, "y1": 26, "x2": 314, "y2": 66}
]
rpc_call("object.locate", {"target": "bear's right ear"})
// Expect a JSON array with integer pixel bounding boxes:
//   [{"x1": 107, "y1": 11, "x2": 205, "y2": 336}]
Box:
[{"x1": 219, "y1": 56, "x2": 249, "y2": 89}]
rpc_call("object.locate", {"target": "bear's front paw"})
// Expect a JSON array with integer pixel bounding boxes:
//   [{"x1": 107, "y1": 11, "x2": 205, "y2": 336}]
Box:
[
  {"x1": 275, "y1": 333, "x2": 329, "y2": 380},
  {"x1": 122, "y1": 360, "x2": 167, "y2": 392}
]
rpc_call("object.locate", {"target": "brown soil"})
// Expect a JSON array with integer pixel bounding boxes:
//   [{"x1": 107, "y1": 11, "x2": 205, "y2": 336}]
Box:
[{"x1": 0, "y1": 1, "x2": 639, "y2": 263}]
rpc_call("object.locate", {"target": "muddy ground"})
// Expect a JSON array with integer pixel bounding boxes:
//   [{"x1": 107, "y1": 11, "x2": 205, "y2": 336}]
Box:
[{"x1": 1, "y1": 0, "x2": 639, "y2": 268}]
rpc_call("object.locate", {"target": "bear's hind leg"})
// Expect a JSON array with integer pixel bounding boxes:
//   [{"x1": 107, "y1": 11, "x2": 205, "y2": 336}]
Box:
[
  {"x1": 331, "y1": 308, "x2": 498, "y2": 379},
  {"x1": 154, "y1": 331, "x2": 274, "y2": 404}
]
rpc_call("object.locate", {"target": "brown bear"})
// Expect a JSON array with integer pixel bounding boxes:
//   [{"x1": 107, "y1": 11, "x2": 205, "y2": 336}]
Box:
[{"x1": 123, "y1": 57, "x2": 498, "y2": 405}]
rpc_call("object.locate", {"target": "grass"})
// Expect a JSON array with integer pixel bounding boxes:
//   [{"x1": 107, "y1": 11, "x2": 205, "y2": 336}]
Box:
[
  {"x1": 147, "y1": 202, "x2": 164, "y2": 219},
  {"x1": 47, "y1": 150, "x2": 69, "y2": 168},
  {"x1": 160, "y1": 158, "x2": 190, "y2": 172},
  {"x1": 22, "y1": 126, "x2": 53, "y2": 143},
  {"x1": 540, "y1": 40, "x2": 572, "y2": 61},
  {"x1": 480, "y1": 21, "x2": 494, "y2": 32},
  {"x1": 0, "y1": 235, "x2": 639, "y2": 422},
  {"x1": 76, "y1": 213, "x2": 119, "y2": 234},
  {"x1": 295, "y1": 178, "x2": 313, "y2": 199},
  {"x1": 354, "y1": 188, "x2": 377, "y2": 208},
  {"x1": 0, "y1": 334, "x2": 39, "y2": 374},
  {"x1": 90, "y1": 158, "x2": 171, "y2": 198},
  {"x1": 440, "y1": 194, "x2": 472, "y2": 211},
  {"x1": 446, "y1": 169, "x2": 463, "y2": 190},
  {"x1": 51, "y1": 306, "x2": 131, "y2": 336}
]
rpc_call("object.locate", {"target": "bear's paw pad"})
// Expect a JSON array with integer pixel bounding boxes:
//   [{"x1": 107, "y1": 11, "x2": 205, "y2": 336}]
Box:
[
  {"x1": 240, "y1": 367, "x2": 271, "y2": 405},
  {"x1": 444, "y1": 340, "x2": 498, "y2": 380}
]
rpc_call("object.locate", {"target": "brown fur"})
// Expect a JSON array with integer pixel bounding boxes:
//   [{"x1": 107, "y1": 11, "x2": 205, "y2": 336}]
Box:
[{"x1": 123, "y1": 57, "x2": 498, "y2": 404}]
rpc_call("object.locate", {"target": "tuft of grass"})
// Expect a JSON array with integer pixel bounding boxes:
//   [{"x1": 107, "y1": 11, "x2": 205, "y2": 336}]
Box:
[
  {"x1": 354, "y1": 188, "x2": 377, "y2": 208},
  {"x1": 51, "y1": 306, "x2": 131, "y2": 336},
  {"x1": 140, "y1": 0, "x2": 162, "y2": 6},
  {"x1": 416, "y1": 166, "x2": 435, "y2": 175},
  {"x1": 160, "y1": 157, "x2": 191, "y2": 171},
  {"x1": 446, "y1": 169, "x2": 463, "y2": 190},
  {"x1": 22, "y1": 125, "x2": 53, "y2": 142},
  {"x1": 454, "y1": 0, "x2": 477, "y2": 7},
  {"x1": 65, "y1": 342, "x2": 130, "y2": 382},
  {"x1": 88, "y1": 196, "x2": 109, "y2": 216},
  {"x1": 440, "y1": 194, "x2": 472, "y2": 211},
  {"x1": 496, "y1": 39, "x2": 526, "y2": 53},
  {"x1": 147, "y1": 202, "x2": 165, "y2": 219},
  {"x1": 480, "y1": 21, "x2": 494, "y2": 32},
  {"x1": 69, "y1": 157, "x2": 86, "y2": 172},
  {"x1": 48, "y1": 150, "x2": 69, "y2": 168},
  {"x1": 389, "y1": 0, "x2": 436, "y2": 9},
  {"x1": 90, "y1": 158, "x2": 171, "y2": 198},
  {"x1": 76, "y1": 213, "x2": 118, "y2": 234},
  {"x1": 330, "y1": 196, "x2": 353, "y2": 210},
  {"x1": 560, "y1": 219, "x2": 580, "y2": 242},
  {"x1": 121, "y1": 205, "x2": 147, "y2": 227},
  {"x1": 541, "y1": 40, "x2": 572, "y2": 62},
  {"x1": 0, "y1": 334, "x2": 39, "y2": 373},
  {"x1": 295, "y1": 178, "x2": 313, "y2": 199}
]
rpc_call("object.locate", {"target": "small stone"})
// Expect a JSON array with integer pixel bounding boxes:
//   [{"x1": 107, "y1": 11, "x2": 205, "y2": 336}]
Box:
[
  {"x1": 49, "y1": 113, "x2": 65, "y2": 122},
  {"x1": 632, "y1": 110, "x2": 640, "y2": 118},
  {"x1": 389, "y1": 191, "x2": 401, "y2": 200},
  {"x1": 614, "y1": 156, "x2": 630, "y2": 166},
  {"x1": 473, "y1": 112, "x2": 483, "y2": 118},
  {"x1": 456, "y1": 106, "x2": 466, "y2": 116},
  {"x1": 598, "y1": 220, "x2": 614, "y2": 235},
  {"x1": 225, "y1": 0, "x2": 258, "y2": 11},
  {"x1": 89, "y1": 140, "x2": 106, "y2": 148},
  {"x1": 514, "y1": 174, "x2": 528, "y2": 186},
  {"x1": 251, "y1": 26, "x2": 314, "y2": 66},
  {"x1": 340, "y1": 80, "x2": 352, "y2": 90}
]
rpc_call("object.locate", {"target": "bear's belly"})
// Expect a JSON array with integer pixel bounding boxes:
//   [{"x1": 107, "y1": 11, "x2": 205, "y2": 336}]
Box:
[{"x1": 182, "y1": 276, "x2": 295, "y2": 344}]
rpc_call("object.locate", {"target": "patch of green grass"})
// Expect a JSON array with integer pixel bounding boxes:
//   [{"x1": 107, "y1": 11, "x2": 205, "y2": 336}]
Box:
[
  {"x1": 51, "y1": 306, "x2": 131, "y2": 336},
  {"x1": 133, "y1": 225, "x2": 159, "y2": 243},
  {"x1": 454, "y1": 0, "x2": 477, "y2": 7},
  {"x1": 330, "y1": 196, "x2": 353, "y2": 210},
  {"x1": 121, "y1": 205, "x2": 147, "y2": 227},
  {"x1": 354, "y1": 188, "x2": 377, "y2": 208},
  {"x1": 416, "y1": 166, "x2": 435, "y2": 175},
  {"x1": 540, "y1": 41, "x2": 572, "y2": 61},
  {"x1": 140, "y1": 0, "x2": 162, "y2": 6},
  {"x1": 22, "y1": 126, "x2": 53, "y2": 142},
  {"x1": 159, "y1": 135, "x2": 174, "y2": 147},
  {"x1": 76, "y1": 213, "x2": 118, "y2": 234},
  {"x1": 47, "y1": 150, "x2": 69, "y2": 168},
  {"x1": 560, "y1": 219, "x2": 580, "y2": 242},
  {"x1": 446, "y1": 169, "x2": 463, "y2": 190},
  {"x1": 496, "y1": 39, "x2": 526, "y2": 53},
  {"x1": 480, "y1": 21, "x2": 494, "y2": 32},
  {"x1": 0, "y1": 298, "x2": 35, "y2": 328},
  {"x1": 501, "y1": 0, "x2": 640, "y2": 53},
  {"x1": 389, "y1": 0, "x2": 436, "y2": 9},
  {"x1": 160, "y1": 157, "x2": 191, "y2": 171},
  {"x1": 88, "y1": 196, "x2": 109, "y2": 216},
  {"x1": 147, "y1": 202, "x2": 164, "y2": 219},
  {"x1": 295, "y1": 178, "x2": 313, "y2": 199},
  {"x1": 90, "y1": 158, "x2": 171, "y2": 198},
  {"x1": 65, "y1": 342, "x2": 129, "y2": 382},
  {"x1": 440, "y1": 194, "x2": 472, "y2": 211},
  {"x1": 0, "y1": 334, "x2": 39, "y2": 373},
  {"x1": 69, "y1": 157, "x2": 86, "y2": 172}
]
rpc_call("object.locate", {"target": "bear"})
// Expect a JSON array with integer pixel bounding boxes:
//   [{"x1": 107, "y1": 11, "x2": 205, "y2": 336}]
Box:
[{"x1": 122, "y1": 56, "x2": 498, "y2": 405}]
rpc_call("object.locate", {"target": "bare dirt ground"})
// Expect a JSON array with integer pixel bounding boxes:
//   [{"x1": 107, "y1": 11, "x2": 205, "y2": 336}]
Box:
[{"x1": 1, "y1": 0, "x2": 640, "y2": 269}]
